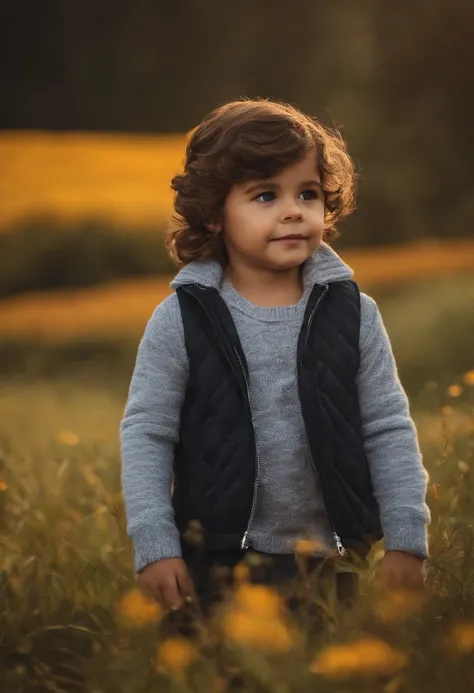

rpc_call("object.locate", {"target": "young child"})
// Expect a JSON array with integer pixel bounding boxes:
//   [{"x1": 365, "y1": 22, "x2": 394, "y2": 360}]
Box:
[{"x1": 120, "y1": 98, "x2": 431, "y2": 617}]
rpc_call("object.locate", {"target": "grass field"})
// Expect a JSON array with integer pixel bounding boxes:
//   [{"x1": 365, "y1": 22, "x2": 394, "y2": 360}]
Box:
[{"x1": 1, "y1": 379, "x2": 473, "y2": 691}]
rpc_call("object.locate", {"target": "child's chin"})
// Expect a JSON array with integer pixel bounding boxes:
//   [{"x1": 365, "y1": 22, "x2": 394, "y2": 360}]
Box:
[{"x1": 270, "y1": 250, "x2": 314, "y2": 268}]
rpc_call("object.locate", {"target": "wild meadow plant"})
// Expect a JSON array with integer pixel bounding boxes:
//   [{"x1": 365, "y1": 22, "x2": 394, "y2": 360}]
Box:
[{"x1": 0, "y1": 373, "x2": 473, "y2": 692}]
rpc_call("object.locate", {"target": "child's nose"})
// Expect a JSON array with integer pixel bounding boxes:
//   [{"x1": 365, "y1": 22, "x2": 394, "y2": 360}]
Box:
[{"x1": 282, "y1": 200, "x2": 303, "y2": 220}]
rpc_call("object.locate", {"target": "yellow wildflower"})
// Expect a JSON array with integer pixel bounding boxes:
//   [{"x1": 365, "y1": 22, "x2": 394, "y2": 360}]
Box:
[
  {"x1": 221, "y1": 583, "x2": 294, "y2": 652},
  {"x1": 447, "y1": 384, "x2": 463, "y2": 398},
  {"x1": 154, "y1": 636, "x2": 198, "y2": 677},
  {"x1": 56, "y1": 430, "x2": 79, "y2": 446},
  {"x1": 0, "y1": 480, "x2": 8, "y2": 491},
  {"x1": 463, "y1": 370, "x2": 474, "y2": 386},
  {"x1": 445, "y1": 621, "x2": 474, "y2": 654},
  {"x1": 115, "y1": 587, "x2": 162, "y2": 627},
  {"x1": 233, "y1": 583, "x2": 283, "y2": 619},
  {"x1": 373, "y1": 588, "x2": 424, "y2": 622},
  {"x1": 310, "y1": 637, "x2": 407, "y2": 678},
  {"x1": 222, "y1": 608, "x2": 294, "y2": 652}
]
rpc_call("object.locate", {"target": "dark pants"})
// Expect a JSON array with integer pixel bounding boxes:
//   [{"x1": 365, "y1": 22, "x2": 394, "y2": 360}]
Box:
[{"x1": 161, "y1": 545, "x2": 359, "y2": 639}]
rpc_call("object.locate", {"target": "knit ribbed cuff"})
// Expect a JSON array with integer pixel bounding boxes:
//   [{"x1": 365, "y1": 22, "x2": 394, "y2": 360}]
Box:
[
  {"x1": 133, "y1": 525, "x2": 182, "y2": 574},
  {"x1": 383, "y1": 514, "x2": 430, "y2": 560}
]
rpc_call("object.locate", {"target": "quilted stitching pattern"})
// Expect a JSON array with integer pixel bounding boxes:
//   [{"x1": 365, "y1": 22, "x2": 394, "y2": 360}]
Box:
[{"x1": 176, "y1": 280, "x2": 382, "y2": 556}]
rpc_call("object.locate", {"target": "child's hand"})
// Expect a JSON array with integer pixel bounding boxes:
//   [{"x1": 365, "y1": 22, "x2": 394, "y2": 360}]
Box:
[
  {"x1": 138, "y1": 558, "x2": 197, "y2": 611},
  {"x1": 373, "y1": 550, "x2": 426, "y2": 591}
]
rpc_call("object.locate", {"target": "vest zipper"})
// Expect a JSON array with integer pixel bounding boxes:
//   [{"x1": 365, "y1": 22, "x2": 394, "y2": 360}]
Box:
[
  {"x1": 234, "y1": 347, "x2": 260, "y2": 550},
  {"x1": 185, "y1": 281, "x2": 343, "y2": 555},
  {"x1": 297, "y1": 284, "x2": 347, "y2": 557},
  {"x1": 185, "y1": 283, "x2": 259, "y2": 551}
]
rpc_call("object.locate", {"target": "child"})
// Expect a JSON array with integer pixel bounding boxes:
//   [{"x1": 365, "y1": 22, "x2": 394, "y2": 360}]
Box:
[{"x1": 120, "y1": 98, "x2": 430, "y2": 618}]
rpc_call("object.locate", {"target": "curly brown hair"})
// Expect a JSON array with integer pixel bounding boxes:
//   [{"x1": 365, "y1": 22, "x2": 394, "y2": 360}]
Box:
[{"x1": 166, "y1": 97, "x2": 357, "y2": 267}]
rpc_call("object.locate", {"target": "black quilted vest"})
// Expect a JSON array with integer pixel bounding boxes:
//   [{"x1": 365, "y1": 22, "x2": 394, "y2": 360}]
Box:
[{"x1": 173, "y1": 279, "x2": 383, "y2": 559}]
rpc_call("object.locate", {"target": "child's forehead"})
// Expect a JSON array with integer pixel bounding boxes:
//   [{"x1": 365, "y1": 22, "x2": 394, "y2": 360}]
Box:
[{"x1": 235, "y1": 149, "x2": 320, "y2": 186}]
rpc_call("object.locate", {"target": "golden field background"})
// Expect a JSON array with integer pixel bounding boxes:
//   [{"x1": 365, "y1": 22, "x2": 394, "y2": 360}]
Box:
[
  {"x1": 0, "y1": 237, "x2": 473, "y2": 341},
  {"x1": 1, "y1": 131, "x2": 474, "y2": 691},
  {"x1": 0, "y1": 131, "x2": 474, "y2": 349},
  {"x1": 0, "y1": 131, "x2": 184, "y2": 229}
]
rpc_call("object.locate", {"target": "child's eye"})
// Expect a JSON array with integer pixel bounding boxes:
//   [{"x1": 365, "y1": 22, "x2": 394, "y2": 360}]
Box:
[
  {"x1": 254, "y1": 189, "x2": 319, "y2": 203},
  {"x1": 300, "y1": 189, "x2": 319, "y2": 200},
  {"x1": 255, "y1": 191, "x2": 276, "y2": 203}
]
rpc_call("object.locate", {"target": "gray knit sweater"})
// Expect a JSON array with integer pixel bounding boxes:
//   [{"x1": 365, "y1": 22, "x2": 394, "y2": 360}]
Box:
[{"x1": 120, "y1": 242, "x2": 431, "y2": 574}]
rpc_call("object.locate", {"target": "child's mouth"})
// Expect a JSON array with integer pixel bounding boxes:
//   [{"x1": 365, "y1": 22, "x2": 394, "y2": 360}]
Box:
[{"x1": 273, "y1": 235, "x2": 308, "y2": 243}]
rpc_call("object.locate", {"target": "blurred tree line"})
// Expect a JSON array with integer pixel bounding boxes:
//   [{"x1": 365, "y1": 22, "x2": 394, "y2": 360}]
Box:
[{"x1": 1, "y1": 0, "x2": 474, "y2": 247}]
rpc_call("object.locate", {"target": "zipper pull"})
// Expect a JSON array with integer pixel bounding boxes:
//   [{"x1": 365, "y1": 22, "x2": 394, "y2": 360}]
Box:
[
  {"x1": 241, "y1": 531, "x2": 249, "y2": 550},
  {"x1": 333, "y1": 532, "x2": 347, "y2": 557}
]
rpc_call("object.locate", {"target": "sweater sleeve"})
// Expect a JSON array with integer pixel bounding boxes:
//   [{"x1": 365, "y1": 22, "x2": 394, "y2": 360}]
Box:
[
  {"x1": 357, "y1": 294, "x2": 431, "y2": 559},
  {"x1": 120, "y1": 293, "x2": 188, "y2": 573}
]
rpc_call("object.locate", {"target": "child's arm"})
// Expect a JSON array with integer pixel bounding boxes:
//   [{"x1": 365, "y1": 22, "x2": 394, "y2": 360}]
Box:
[
  {"x1": 357, "y1": 294, "x2": 431, "y2": 561},
  {"x1": 120, "y1": 294, "x2": 188, "y2": 575}
]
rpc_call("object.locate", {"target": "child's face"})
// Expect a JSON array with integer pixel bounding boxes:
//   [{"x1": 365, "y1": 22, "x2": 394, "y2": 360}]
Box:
[{"x1": 213, "y1": 150, "x2": 325, "y2": 274}]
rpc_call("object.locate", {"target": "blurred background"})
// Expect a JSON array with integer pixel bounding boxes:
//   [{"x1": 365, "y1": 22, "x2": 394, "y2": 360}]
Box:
[
  {"x1": 0, "y1": 0, "x2": 473, "y2": 396},
  {"x1": 1, "y1": 5, "x2": 474, "y2": 688}
]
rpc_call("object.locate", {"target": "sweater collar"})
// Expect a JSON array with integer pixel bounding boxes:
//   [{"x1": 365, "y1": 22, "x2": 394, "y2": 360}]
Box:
[{"x1": 170, "y1": 241, "x2": 354, "y2": 291}]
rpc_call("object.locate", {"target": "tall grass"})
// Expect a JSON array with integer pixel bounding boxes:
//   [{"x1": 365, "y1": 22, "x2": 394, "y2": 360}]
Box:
[{"x1": 0, "y1": 378, "x2": 473, "y2": 691}]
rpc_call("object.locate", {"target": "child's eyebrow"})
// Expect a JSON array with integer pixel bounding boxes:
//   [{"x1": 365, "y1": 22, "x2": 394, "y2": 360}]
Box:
[{"x1": 244, "y1": 180, "x2": 323, "y2": 195}]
